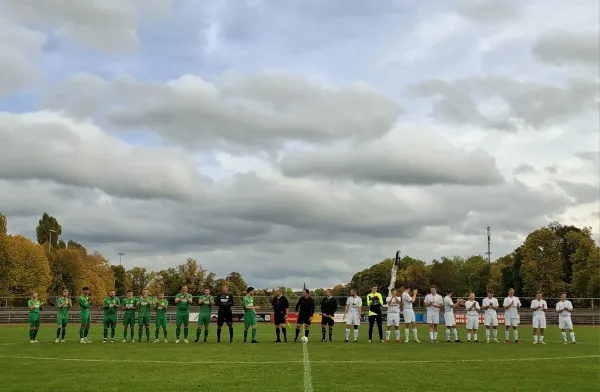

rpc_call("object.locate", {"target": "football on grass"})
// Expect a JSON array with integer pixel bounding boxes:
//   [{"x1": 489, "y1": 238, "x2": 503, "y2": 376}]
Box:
[{"x1": 301, "y1": 336, "x2": 308, "y2": 343}]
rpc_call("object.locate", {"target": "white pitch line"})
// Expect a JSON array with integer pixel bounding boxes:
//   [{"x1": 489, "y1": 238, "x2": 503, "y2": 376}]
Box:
[
  {"x1": 0, "y1": 354, "x2": 597, "y2": 365},
  {"x1": 302, "y1": 343, "x2": 314, "y2": 392}
]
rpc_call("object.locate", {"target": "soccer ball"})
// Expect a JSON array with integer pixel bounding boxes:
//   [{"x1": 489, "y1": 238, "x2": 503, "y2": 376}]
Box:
[{"x1": 301, "y1": 336, "x2": 308, "y2": 343}]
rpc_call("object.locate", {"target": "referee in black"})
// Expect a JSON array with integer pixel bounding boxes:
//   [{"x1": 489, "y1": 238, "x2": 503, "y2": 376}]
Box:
[
  {"x1": 271, "y1": 288, "x2": 289, "y2": 342},
  {"x1": 294, "y1": 289, "x2": 315, "y2": 342},
  {"x1": 215, "y1": 285, "x2": 234, "y2": 343},
  {"x1": 320, "y1": 289, "x2": 338, "y2": 342}
]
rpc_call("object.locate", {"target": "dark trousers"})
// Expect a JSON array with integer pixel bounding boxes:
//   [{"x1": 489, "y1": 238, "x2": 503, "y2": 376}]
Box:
[{"x1": 368, "y1": 314, "x2": 383, "y2": 340}]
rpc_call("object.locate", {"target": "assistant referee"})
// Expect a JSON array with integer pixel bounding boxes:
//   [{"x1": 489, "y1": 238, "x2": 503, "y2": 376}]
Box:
[{"x1": 367, "y1": 286, "x2": 384, "y2": 342}]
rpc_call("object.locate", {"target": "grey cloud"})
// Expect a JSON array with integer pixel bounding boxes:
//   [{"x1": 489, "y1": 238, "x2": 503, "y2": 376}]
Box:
[
  {"x1": 556, "y1": 180, "x2": 600, "y2": 205},
  {"x1": 456, "y1": 0, "x2": 519, "y2": 22},
  {"x1": 513, "y1": 163, "x2": 535, "y2": 175},
  {"x1": 43, "y1": 72, "x2": 402, "y2": 151},
  {"x1": 575, "y1": 151, "x2": 600, "y2": 164},
  {"x1": 0, "y1": 111, "x2": 207, "y2": 201},
  {"x1": 280, "y1": 135, "x2": 505, "y2": 186},
  {"x1": 533, "y1": 30, "x2": 600, "y2": 68},
  {"x1": 408, "y1": 76, "x2": 598, "y2": 131}
]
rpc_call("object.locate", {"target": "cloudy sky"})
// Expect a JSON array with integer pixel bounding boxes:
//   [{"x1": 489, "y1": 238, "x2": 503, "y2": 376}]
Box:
[{"x1": 1, "y1": 0, "x2": 598, "y2": 289}]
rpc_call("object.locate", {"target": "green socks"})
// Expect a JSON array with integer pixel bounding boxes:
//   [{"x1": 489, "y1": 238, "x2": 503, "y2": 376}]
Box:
[{"x1": 252, "y1": 329, "x2": 257, "y2": 340}]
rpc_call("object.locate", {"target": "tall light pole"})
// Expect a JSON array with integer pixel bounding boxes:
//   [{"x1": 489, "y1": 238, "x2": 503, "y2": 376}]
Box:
[
  {"x1": 118, "y1": 253, "x2": 124, "y2": 266},
  {"x1": 485, "y1": 226, "x2": 492, "y2": 263},
  {"x1": 48, "y1": 229, "x2": 56, "y2": 252}
]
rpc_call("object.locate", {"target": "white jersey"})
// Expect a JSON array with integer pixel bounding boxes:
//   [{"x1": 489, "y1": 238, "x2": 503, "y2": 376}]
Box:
[
  {"x1": 386, "y1": 296, "x2": 400, "y2": 314},
  {"x1": 530, "y1": 299, "x2": 547, "y2": 316},
  {"x1": 424, "y1": 293, "x2": 443, "y2": 313},
  {"x1": 465, "y1": 300, "x2": 480, "y2": 316},
  {"x1": 402, "y1": 292, "x2": 413, "y2": 310},
  {"x1": 443, "y1": 296, "x2": 454, "y2": 313},
  {"x1": 346, "y1": 296, "x2": 362, "y2": 314},
  {"x1": 482, "y1": 297, "x2": 498, "y2": 316},
  {"x1": 503, "y1": 296, "x2": 521, "y2": 319},
  {"x1": 556, "y1": 300, "x2": 573, "y2": 318}
]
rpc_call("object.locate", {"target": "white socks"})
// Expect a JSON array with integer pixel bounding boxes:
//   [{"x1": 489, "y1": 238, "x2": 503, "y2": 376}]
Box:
[
  {"x1": 493, "y1": 329, "x2": 497, "y2": 339},
  {"x1": 345, "y1": 328, "x2": 350, "y2": 340},
  {"x1": 533, "y1": 335, "x2": 538, "y2": 342},
  {"x1": 453, "y1": 328, "x2": 458, "y2": 340},
  {"x1": 412, "y1": 329, "x2": 418, "y2": 339},
  {"x1": 570, "y1": 332, "x2": 576, "y2": 342},
  {"x1": 386, "y1": 331, "x2": 391, "y2": 340},
  {"x1": 354, "y1": 329, "x2": 359, "y2": 340},
  {"x1": 467, "y1": 333, "x2": 471, "y2": 341},
  {"x1": 514, "y1": 329, "x2": 519, "y2": 340},
  {"x1": 445, "y1": 329, "x2": 450, "y2": 341},
  {"x1": 485, "y1": 329, "x2": 490, "y2": 339},
  {"x1": 429, "y1": 332, "x2": 434, "y2": 340},
  {"x1": 405, "y1": 329, "x2": 409, "y2": 340},
  {"x1": 505, "y1": 329, "x2": 509, "y2": 341},
  {"x1": 396, "y1": 330, "x2": 400, "y2": 340}
]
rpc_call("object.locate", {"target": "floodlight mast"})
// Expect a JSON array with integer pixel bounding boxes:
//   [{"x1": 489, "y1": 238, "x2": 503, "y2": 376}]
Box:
[{"x1": 388, "y1": 250, "x2": 400, "y2": 298}]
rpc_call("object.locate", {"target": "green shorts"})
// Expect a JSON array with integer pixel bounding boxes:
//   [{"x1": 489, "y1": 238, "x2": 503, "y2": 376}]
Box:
[
  {"x1": 29, "y1": 314, "x2": 40, "y2": 328},
  {"x1": 176, "y1": 312, "x2": 189, "y2": 327},
  {"x1": 57, "y1": 317, "x2": 68, "y2": 327},
  {"x1": 244, "y1": 313, "x2": 257, "y2": 329},
  {"x1": 155, "y1": 315, "x2": 167, "y2": 329},
  {"x1": 198, "y1": 314, "x2": 211, "y2": 326},
  {"x1": 103, "y1": 315, "x2": 117, "y2": 329},
  {"x1": 123, "y1": 313, "x2": 136, "y2": 327},
  {"x1": 80, "y1": 311, "x2": 91, "y2": 326},
  {"x1": 138, "y1": 314, "x2": 150, "y2": 326}
]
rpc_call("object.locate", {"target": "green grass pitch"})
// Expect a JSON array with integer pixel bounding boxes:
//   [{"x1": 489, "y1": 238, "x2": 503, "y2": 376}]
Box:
[{"x1": 0, "y1": 324, "x2": 598, "y2": 392}]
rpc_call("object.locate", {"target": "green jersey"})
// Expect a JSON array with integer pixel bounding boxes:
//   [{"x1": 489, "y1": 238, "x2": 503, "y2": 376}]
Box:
[
  {"x1": 79, "y1": 295, "x2": 90, "y2": 311},
  {"x1": 57, "y1": 297, "x2": 70, "y2": 319},
  {"x1": 103, "y1": 297, "x2": 120, "y2": 315},
  {"x1": 28, "y1": 299, "x2": 41, "y2": 315},
  {"x1": 155, "y1": 299, "x2": 168, "y2": 315},
  {"x1": 138, "y1": 297, "x2": 152, "y2": 317},
  {"x1": 198, "y1": 295, "x2": 214, "y2": 315},
  {"x1": 243, "y1": 296, "x2": 255, "y2": 313},
  {"x1": 122, "y1": 297, "x2": 137, "y2": 314},
  {"x1": 176, "y1": 293, "x2": 192, "y2": 312}
]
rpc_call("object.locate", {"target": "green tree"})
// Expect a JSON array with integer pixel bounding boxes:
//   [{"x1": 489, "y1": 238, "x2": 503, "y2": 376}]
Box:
[
  {"x1": 521, "y1": 227, "x2": 564, "y2": 296},
  {"x1": 126, "y1": 267, "x2": 155, "y2": 295},
  {"x1": 5, "y1": 235, "x2": 52, "y2": 302},
  {"x1": 0, "y1": 213, "x2": 6, "y2": 235},
  {"x1": 176, "y1": 258, "x2": 206, "y2": 294},
  {"x1": 460, "y1": 255, "x2": 490, "y2": 296},
  {"x1": 111, "y1": 265, "x2": 129, "y2": 296},
  {"x1": 428, "y1": 257, "x2": 463, "y2": 293},
  {"x1": 225, "y1": 272, "x2": 247, "y2": 297},
  {"x1": 568, "y1": 228, "x2": 600, "y2": 297},
  {"x1": 0, "y1": 230, "x2": 10, "y2": 295},
  {"x1": 487, "y1": 263, "x2": 503, "y2": 294},
  {"x1": 149, "y1": 268, "x2": 182, "y2": 297},
  {"x1": 399, "y1": 263, "x2": 430, "y2": 293},
  {"x1": 548, "y1": 221, "x2": 582, "y2": 285},
  {"x1": 204, "y1": 272, "x2": 216, "y2": 292},
  {"x1": 35, "y1": 213, "x2": 62, "y2": 249}
]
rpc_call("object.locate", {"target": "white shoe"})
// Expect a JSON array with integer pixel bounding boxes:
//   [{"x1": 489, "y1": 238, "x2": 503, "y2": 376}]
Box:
[
  {"x1": 110, "y1": 339, "x2": 114, "y2": 343},
  {"x1": 122, "y1": 339, "x2": 127, "y2": 343},
  {"x1": 103, "y1": 340, "x2": 107, "y2": 343},
  {"x1": 533, "y1": 341, "x2": 537, "y2": 344},
  {"x1": 164, "y1": 339, "x2": 168, "y2": 343},
  {"x1": 34, "y1": 340, "x2": 39, "y2": 343},
  {"x1": 153, "y1": 339, "x2": 158, "y2": 343},
  {"x1": 30, "y1": 340, "x2": 35, "y2": 344},
  {"x1": 493, "y1": 339, "x2": 499, "y2": 343},
  {"x1": 368, "y1": 339, "x2": 372, "y2": 343},
  {"x1": 539, "y1": 341, "x2": 546, "y2": 344},
  {"x1": 80, "y1": 339, "x2": 86, "y2": 344},
  {"x1": 414, "y1": 338, "x2": 420, "y2": 343},
  {"x1": 175, "y1": 339, "x2": 179, "y2": 344},
  {"x1": 60, "y1": 340, "x2": 65, "y2": 343},
  {"x1": 404, "y1": 340, "x2": 409, "y2": 343},
  {"x1": 85, "y1": 339, "x2": 91, "y2": 343},
  {"x1": 55, "y1": 339, "x2": 60, "y2": 343},
  {"x1": 563, "y1": 341, "x2": 568, "y2": 344},
  {"x1": 184, "y1": 339, "x2": 189, "y2": 343}
]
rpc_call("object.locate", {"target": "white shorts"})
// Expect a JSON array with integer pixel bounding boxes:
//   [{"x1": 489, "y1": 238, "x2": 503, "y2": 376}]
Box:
[
  {"x1": 403, "y1": 310, "x2": 415, "y2": 324},
  {"x1": 346, "y1": 313, "x2": 361, "y2": 326},
  {"x1": 532, "y1": 315, "x2": 546, "y2": 329},
  {"x1": 426, "y1": 311, "x2": 440, "y2": 324},
  {"x1": 387, "y1": 313, "x2": 400, "y2": 326},
  {"x1": 505, "y1": 317, "x2": 519, "y2": 327},
  {"x1": 559, "y1": 317, "x2": 573, "y2": 330},
  {"x1": 484, "y1": 314, "x2": 498, "y2": 327},
  {"x1": 466, "y1": 315, "x2": 479, "y2": 330},
  {"x1": 444, "y1": 312, "x2": 456, "y2": 327}
]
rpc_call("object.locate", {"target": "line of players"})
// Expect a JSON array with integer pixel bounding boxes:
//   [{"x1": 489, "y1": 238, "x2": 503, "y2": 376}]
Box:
[{"x1": 26, "y1": 284, "x2": 578, "y2": 345}]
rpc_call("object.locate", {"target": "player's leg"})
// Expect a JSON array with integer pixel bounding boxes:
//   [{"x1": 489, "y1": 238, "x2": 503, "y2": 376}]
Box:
[
  {"x1": 368, "y1": 315, "x2": 375, "y2": 341},
  {"x1": 154, "y1": 317, "x2": 160, "y2": 342},
  {"x1": 60, "y1": 318, "x2": 67, "y2": 340},
  {"x1": 195, "y1": 316, "x2": 202, "y2": 343},
  {"x1": 275, "y1": 321, "x2": 281, "y2": 342},
  {"x1": 80, "y1": 313, "x2": 86, "y2": 342},
  {"x1": 321, "y1": 318, "x2": 327, "y2": 342},
  {"x1": 162, "y1": 317, "x2": 168, "y2": 341},
  {"x1": 376, "y1": 314, "x2": 383, "y2": 341},
  {"x1": 385, "y1": 317, "x2": 392, "y2": 342},
  {"x1": 566, "y1": 318, "x2": 576, "y2": 343},
  {"x1": 473, "y1": 318, "x2": 479, "y2": 342},
  {"x1": 55, "y1": 317, "x2": 62, "y2": 342},
  {"x1": 532, "y1": 319, "x2": 538, "y2": 344},
  {"x1": 504, "y1": 320, "x2": 511, "y2": 342},
  {"x1": 122, "y1": 316, "x2": 128, "y2": 342},
  {"x1": 103, "y1": 316, "x2": 110, "y2": 342},
  {"x1": 304, "y1": 319, "x2": 311, "y2": 338},
  {"x1": 28, "y1": 315, "x2": 36, "y2": 342},
  {"x1": 227, "y1": 312, "x2": 234, "y2": 342},
  {"x1": 243, "y1": 316, "x2": 250, "y2": 342},
  {"x1": 294, "y1": 322, "x2": 302, "y2": 342},
  {"x1": 216, "y1": 313, "x2": 224, "y2": 343},
  {"x1": 328, "y1": 318, "x2": 334, "y2": 341},
  {"x1": 202, "y1": 316, "x2": 210, "y2": 342},
  {"x1": 145, "y1": 316, "x2": 151, "y2": 341},
  {"x1": 345, "y1": 322, "x2": 351, "y2": 342},
  {"x1": 137, "y1": 317, "x2": 144, "y2": 341},
  {"x1": 33, "y1": 318, "x2": 40, "y2": 341},
  {"x1": 175, "y1": 312, "x2": 182, "y2": 342},
  {"x1": 251, "y1": 315, "x2": 259, "y2": 343},
  {"x1": 183, "y1": 314, "x2": 190, "y2": 341},
  {"x1": 404, "y1": 320, "x2": 411, "y2": 343},
  {"x1": 84, "y1": 312, "x2": 91, "y2": 341},
  {"x1": 512, "y1": 325, "x2": 519, "y2": 343}
]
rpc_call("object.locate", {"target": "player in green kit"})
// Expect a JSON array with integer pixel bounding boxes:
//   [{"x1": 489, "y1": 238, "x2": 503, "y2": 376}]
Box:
[
  {"x1": 243, "y1": 287, "x2": 260, "y2": 344},
  {"x1": 175, "y1": 285, "x2": 193, "y2": 343},
  {"x1": 56, "y1": 289, "x2": 70, "y2": 343},
  {"x1": 28, "y1": 292, "x2": 41, "y2": 343},
  {"x1": 137, "y1": 288, "x2": 152, "y2": 342},
  {"x1": 79, "y1": 287, "x2": 93, "y2": 344},
  {"x1": 195, "y1": 288, "x2": 214, "y2": 343},
  {"x1": 154, "y1": 292, "x2": 168, "y2": 343},
  {"x1": 121, "y1": 289, "x2": 137, "y2": 342},
  {"x1": 102, "y1": 290, "x2": 120, "y2": 343}
]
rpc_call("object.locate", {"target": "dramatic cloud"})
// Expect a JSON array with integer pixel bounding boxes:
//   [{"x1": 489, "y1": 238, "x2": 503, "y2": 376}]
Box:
[{"x1": 533, "y1": 30, "x2": 600, "y2": 68}]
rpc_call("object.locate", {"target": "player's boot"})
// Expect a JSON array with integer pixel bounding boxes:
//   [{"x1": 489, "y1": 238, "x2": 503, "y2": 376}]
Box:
[
  {"x1": 504, "y1": 340, "x2": 509, "y2": 344},
  {"x1": 414, "y1": 338, "x2": 420, "y2": 343},
  {"x1": 30, "y1": 340, "x2": 34, "y2": 343},
  {"x1": 110, "y1": 339, "x2": 114, "y2": 343},
  {"x1": 395, "y1": 339, "x2": 400, "y2": 343},
  {"x1": 515, "y1": 340, "x2": 520, "y2": 344},
  {"x1": 539, "y1": 341, "x2": 546, "y2": 344},
  {"x1": 454, "y1": 340, "x2": 462, "y2": 343},
  {"x1": 533, "y1": 341, "x2": 537, "y2": 344},
  {"x1": 60, "y1": 339, "x2": 65, "y2": 343},
  {"x1": 122, "y1": 339, "x2": 126, "y2": 343},
  {"x1": 154, "y1": 339, "x2": 159, "y2": 343},
  {"x1": 183, "y1": 339, "x2": 189, "y2": 343},
  {"x1": 55, "y1": 339, "x2": 60, "y2": 343},
  {"x1": 80, "y1": 338, "x2": 86, "y2": 344},
  {"x1": 385, "y1": 339, "x2": 390, "y2": 342},
  {"x1": 85, "y1": 338, "x2": 91, "y2": 343},
  {"x1": 474, "y1": 340, "x2": 478, "y2": 343},
  {"x1": 103, "y1": 339, "x2": 107, "y2": 343},
  {"x1": 251, "y1": 340, "x2": 259, "y2": 343},
  {"x1": 320, "y1": 338, "x2": 325, "y2": 342},
  {"x1": 194, "y1": 339, "x2": 200, "y2": 343},
  {"x1": 344, "y1": 339, "x2": 349, "y2": 343},
  {"x1": 164, "y1": 339, "x2": 168, "y2": 343},
  {"x1": 380, "y1": 339, "x2": 384, "y2": 343},
  {"x1": 486, "y1": 338, "x2": 490, "y2": 343},
  {"x1": 175, "y1": 339, "x2": 179, "y2": 343},
  {"x1": 493, "y1": 339, "x2": 499, "y2": 343},
  {"x1": 353, "y1": 339, "x2": 358, "y2": 343},
  {"x1": 368, "y1": 339, "x2": 371, "y2": 343}
]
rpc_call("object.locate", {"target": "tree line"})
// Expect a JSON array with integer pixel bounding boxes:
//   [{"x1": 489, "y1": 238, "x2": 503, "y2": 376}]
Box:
[{"x1": 0, "y1": 212, "x2": 598, "y2": 307}]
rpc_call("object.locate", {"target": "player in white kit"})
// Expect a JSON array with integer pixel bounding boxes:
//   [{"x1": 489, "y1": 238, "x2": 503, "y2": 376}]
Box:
[
  {"x1": 503, "y1": 288, "x2": 521, "y2": 344},
  {"x1": 423, "y1": 285, "x2": 443, "y2": 342},
  {"x1": 443, "y1": 290, "x2": 462, "y2": 343},
  {"x1": 464, "y1": 292, "x2": 480, "y2": 343},
  {"x1": 530, "y1": 291, "x2": 547, "y2": 344},
  {"x1": 343, "y1": 289, "x2": 362, "y2": 343},
  {"x1": 385, "y1": 288, "x2": 401, "y2": 342},
  {"x1": 402, "y1": 286, "x2": 420, "y2": 343},
  {"x1": 556, "y1": 293, "x2": 577, "y2": 344},
  {"x1": 482, "y1": 290, "x2": 499, "y2": 343}
]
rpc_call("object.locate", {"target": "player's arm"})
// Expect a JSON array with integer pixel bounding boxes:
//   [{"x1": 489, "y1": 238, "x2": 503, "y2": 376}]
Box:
[
  {"x1": 295, "y1": 300, "x2": 301, "y2": 313},
  {"x1": 198, "y1": 296, "x2": 205, "y2": 305},
  {"x1": 175, "y1": 295, "x2": 181, "y2": 303},
  {"x1": 332, "y1": 298, "x2": 338, "y2": 314},
  {"x1": 357, "y1": 298, "x2": 363, "y2": 314},
  {"x1": 308, "y1": 299, "x2": 315, "y2": 318},
  {"x1": 284, "y1": 297, "x2": 289, "y2": 316},
  {"x1": 344, "y1": 302, "x2": 349, "y2": 317},
  {"x1": 411, "y1": 290, "x2": 418, "y2": 302},
  {"x1": 565, "y1": 303, "x2": 573, "y2": 313},
  {"x1": 503, "y1": 299, "x2": 511, "y2": 309}
]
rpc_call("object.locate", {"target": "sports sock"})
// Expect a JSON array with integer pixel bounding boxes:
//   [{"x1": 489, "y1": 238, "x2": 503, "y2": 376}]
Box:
[
  {"x1": 396, "y1": 330, "x2": 401, "y2": 340},
  {"x1": 217, "y1": 328, "x2": 222, "y2": 341},
  {"x1": 111, "y1": 328, "x2": 116, "y2": 339},
  {"x1": 295, "y1": 328, "x2": 300, "y2": 340},
  {"x1": 321, "y1": 328, "x2": 326, "y2": 340},
  {"x1": 485, "y1": 329, "x2": 490, "y2": 339},
  {"x1": 244, "y1": 330, "x2": 248, "y2": 341},
  {"x1": 252, "y1": 329, "x2": 257, "y2": 340},
  {"x1": 570, "y1": 332, "x2": 575, "y2": 341},
  {"x1": 282, "y1": 327, "x2": 287, "y2": 339},
  {"x1": 104, "y1": 329, "x2": 108, "y2": 339},
  {"x1": 84, "y1": 327, "x2": 90, "y2": 338},
  {"x1": 61, "y1": 328, "x2": 66, "y2": 339},
  {"x1": 183, "y1": 327, "x2": 189, "y2": 339},
  {"x1": 130, "y1": 328, "x2": 134, "y2": 339},
  {"x1": 56, "y1": 328, "x2": 61, "y2": 339},
  {"x1": 163, "y1": 329, "x2": 167, "y2": 339},
  {"x1": 305, "y1": 329, "x2": 310, "y2": 338},
  {"x1": 445, "y1": 329, "x2": 450, "y2": 341},
  {"x1": 196, "y1": 328, "x2": 201, "y2": 340},
  {"x1": 386, "y1": 330, "x2": 391, "y2": 340},
  {"x1": 176, "y1": 327, "x2": 181, "y2": 338},
  {"x1": 155, "y1": 329, "x2": 159, "y2": 339},
  {"x1": 405, "y1": 328, "x2": 410, "y2": 340},
  {"x1": 229, "y1": 326, "x2": 234, "y2": 340},
  {"x1": 328, "y1": 328, "x2": 333, "y2": 340},
  {"x1": 33, "y1": 329, "x2": 38, "y2": 340},
  {"x1": 513, "y1": 329, "x2": 518, "y2": 341},
  {"x1": 453, "y1": 328, "x2": 458, "y2": 340},
  {"x1": 412, "y1": 328, "x2": 418, "y2": 339},
  {"x1": 504, "y1": 329, "x2": 509, "y2": 340},
  {"x1": 138, "y1": 327, "x2": 143, "y2": 340},
  {"x1": 429, "y1": 332, "x2": 433, "y2": 340},
  {"x1": 79, "y1": 327, "x2": 84, "y2": 339},
  {"x1": 145, "y1": 327, "x2": 150, "y2": 340},
  {"x1": 124, "y1": 328, "x2": 128, "y2": 340},
  {"x1": 353, "y1": 328, "x2": 358, "y2": 340},
  {"x1": 433, "y1": 331, "x2": 438, "y2": 340},
  {"x1": 539, "y1": 335, "x2": 543, "y2": 342},
  {"x1": 345, "y1": 328, "x2": 350, "y2": 340},
  {"x1": 533, "y1": 335, "x2": 538, "y2": 342},
  {"x1": 277, "y1": 328, "x2": 281, "y2": 340},
  {"x1": 467, "y1": 333, "x2": 471, "y2": 341},
  {"x1": 29, "y1": 329, "x2": 33, "y2": 340},
  {"x1": 493, "y1": 329, "x2": 497, "y2": 339},
  {"x1": 474, "y1": 333, "x2": 478, "y2": 341},
  {"x1": 561, "y1": 332, "x2": 567, "y2": 341},
  {"x1": 204, "y1": 329, "x2": 208, "y2": 341}
]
